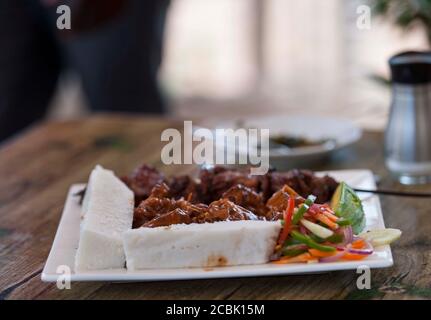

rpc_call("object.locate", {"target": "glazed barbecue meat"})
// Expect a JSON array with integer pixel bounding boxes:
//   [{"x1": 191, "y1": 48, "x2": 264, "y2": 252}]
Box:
[
  {"x1": 124, "y1": 164, "x2": 337, "y2": 207},
  {"x1": 198, "y1": 166, "x2": 337, "y2": 204},
  {"x1": 265, "y1": 185, "x2": 307, "y2": 220},
  {"x1": 132, "y1": 183, "x2": 178, "y2": 228},
  {"x1": 221, "y1": 185, "x2": 269, "y2": 218},
  {"x1": 142, "y1": 208, "x2": 191, "y2": 228},
  {"x1": 167, "y1": 174, "x2": 202, "y2": 203},
  {"x1": 122, "y1": 165, "x2": 203, "y2": 205},
  {"x1": 269, "y1": 169, "x2": 338, "y2": 204},
  {"x1": 199, "y1": 166, "x2": 271, "y2": 203},
  {"x1": 122, "y1": 164, "x2": 165, "y2": 205},
  {"x1": 194, "y1": 199, "x2": 261, "y2": 224},
  {"x1": 126, "y1": 164, "x2": 339, "y2": 227},
  {"x1": 133, "y1": 183, "x2": 261, "y2": 228},
  {"x1": 133, "y1": 182, "x2": 209, "y2": 228},
  {"x1": 266, "y1": 187, "x2": 291, "y2": 220}
]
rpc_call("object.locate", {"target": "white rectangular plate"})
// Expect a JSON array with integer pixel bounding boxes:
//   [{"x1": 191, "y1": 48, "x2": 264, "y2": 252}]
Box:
[{"x1": 42, "y1": 169, "x2": 393, "y2": 282}]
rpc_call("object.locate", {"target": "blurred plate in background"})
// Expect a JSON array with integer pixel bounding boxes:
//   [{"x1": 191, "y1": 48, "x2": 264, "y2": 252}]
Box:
[{"x1": 197, "y1": 114, "x2": 362, "y2": 170}]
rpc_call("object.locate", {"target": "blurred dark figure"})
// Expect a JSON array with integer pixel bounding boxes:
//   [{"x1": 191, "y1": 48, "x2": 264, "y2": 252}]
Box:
[{"x1": 0, "y1": 0, "x2": 170, "y2": 142}]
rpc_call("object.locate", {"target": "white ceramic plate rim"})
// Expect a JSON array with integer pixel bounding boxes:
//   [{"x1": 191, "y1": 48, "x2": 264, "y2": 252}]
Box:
[{"x1": 42, "y1": 169, "x2": 393, "y2": 282}]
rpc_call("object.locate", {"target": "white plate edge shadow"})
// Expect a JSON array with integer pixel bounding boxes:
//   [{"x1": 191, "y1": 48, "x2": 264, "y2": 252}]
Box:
[{"x1": 41, "y1": 169, "x2": 393, "y2": 282}]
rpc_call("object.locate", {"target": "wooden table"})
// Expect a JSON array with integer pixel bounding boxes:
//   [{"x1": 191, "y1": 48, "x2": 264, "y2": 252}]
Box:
[{"x1": 1, "y1": 114, "x2": 430, "y2": 300}]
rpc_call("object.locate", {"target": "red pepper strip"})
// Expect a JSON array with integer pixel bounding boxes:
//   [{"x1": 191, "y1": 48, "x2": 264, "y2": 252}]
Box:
[{"x1": 277, "y1": 197, "x2": 295, "y2": 245}]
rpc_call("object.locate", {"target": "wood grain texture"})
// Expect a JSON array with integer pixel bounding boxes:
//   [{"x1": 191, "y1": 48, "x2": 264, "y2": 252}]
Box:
[{"x1": 1, "y1": 114, "x2": 430, "y2": 300}]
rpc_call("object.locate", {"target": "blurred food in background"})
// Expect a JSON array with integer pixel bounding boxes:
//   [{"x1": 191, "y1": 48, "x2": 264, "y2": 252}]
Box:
[
  {"x1": 268, "y1": 136, "x2": 333, "y2": 150},
  {"x1": 195, "y1": 114, "x2": 362, "y2": 170}
]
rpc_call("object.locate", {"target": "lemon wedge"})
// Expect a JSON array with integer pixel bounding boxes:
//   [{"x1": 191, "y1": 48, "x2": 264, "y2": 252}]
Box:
[{"x1": 359, "y1": 228, "x2": 402, "y2": 247}]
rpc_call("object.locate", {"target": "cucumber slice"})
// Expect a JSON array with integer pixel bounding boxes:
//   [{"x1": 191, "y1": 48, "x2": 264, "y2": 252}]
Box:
[
  {"x1": 300, "y1": 219, "x2": 334, "y2": 239},
  {"x1": 359, "y1": 228, "x2": 402, "y2": 247}
]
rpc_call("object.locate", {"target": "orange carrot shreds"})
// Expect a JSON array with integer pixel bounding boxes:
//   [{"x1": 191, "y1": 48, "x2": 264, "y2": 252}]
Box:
[
  {"x1": 272, "y1": 252, "x2": 313, "y2": 264},
  {"x1": 321, "y1": 203, "x2": 335, "y2": 212},
  {"x1": 315, "y1": 213, "x2": 339, "y2": 230},
  {"x1": 341, "y1": 252, "x2": 368, "y2": 260},
  {"x1": 315, "y1": 204, "x2": 338, "y2": 220},
  {"x1": 321, "y1": 210, "x2": 339, "y2": 222},
  {"x1": 308, "y1": 249, "x2": 339, "y2": 258},
  {"x1": 351, "y1": 239, "x2": 366, "y2": 249}
]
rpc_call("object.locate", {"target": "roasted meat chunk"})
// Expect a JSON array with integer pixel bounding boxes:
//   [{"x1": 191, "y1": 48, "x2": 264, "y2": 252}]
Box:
[
  {"x1": 269, "y1": 169, "x2": 338, "y2": 203},
  {"x1": 167, "y1": 175, "x2": 202, "y2": 203},
  {"x1": 134, "y1": 184, "x2": 259, "y2": 228},
  {"x1": 194, "y1": 199, "x2": 261, "y2": 223},
  {"x1": 122, "y1": 164, "x2": 203, "y2": 205},
  {"x1": 133, "y1": 183, "x2": 208, "y2": 228},
  {"x1": 122, "y1": 164, "x2": 166, "y2": 205},
  {"x1": 199, "y1": 166, "x2": 270, "y2": 203},
  {"x1": 265, "y1": 185, "x2": 306, "y2": 220},
  {"x1": 266, "y1": 188, "x2": 289, "y2": 212},
  {"x1": 221, "y1": 184, "x2": 268, "y2": 218},
  {"x1": 133, "y1": 183, "x2": 177, "y2": 228},
  {"x1": 124, "y1": 164, "x2": 338, "y2": 207},
  {"x1": 126, "y1": 164, "x2": 339, "y2": 228},
  {"x1": 142, "y1": 208, "x2": 192, "y2": 228}
]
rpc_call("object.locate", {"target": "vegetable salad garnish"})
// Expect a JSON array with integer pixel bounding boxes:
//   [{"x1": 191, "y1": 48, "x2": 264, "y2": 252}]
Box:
[{"x1": 272, "y1": 182, "x2": 401, "y2": 264}]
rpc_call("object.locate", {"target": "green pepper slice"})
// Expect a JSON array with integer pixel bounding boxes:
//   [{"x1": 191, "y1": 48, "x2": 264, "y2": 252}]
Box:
[
  {"x1": 291, "y1": 230, "x2": 336, "y2": 252},
  {"x1": 291, "y1": 195, "x2": 317, "y2": 225},
  {"x1": 309, "y1": 234, "x2": 325, "y2": 243},
  {"x1": 282, "y1": 244, "x2": 307, "y2": 256},
  {"x1": 326, "y1": 233, "x2": 344, "y2": 244},
  {"x1": 283, "y1": 248, "x2": 307, "y2": 257}
]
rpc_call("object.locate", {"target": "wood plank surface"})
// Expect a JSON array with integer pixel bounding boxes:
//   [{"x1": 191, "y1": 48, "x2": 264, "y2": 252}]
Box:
[{"x1": 0, "y1": 114, "x2": 430, "y2": 300}]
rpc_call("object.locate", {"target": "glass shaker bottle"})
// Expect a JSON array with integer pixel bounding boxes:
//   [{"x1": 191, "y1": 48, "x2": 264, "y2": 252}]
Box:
[{"x1": 385, "y1": 51, "x2": 431, "y2": 184}]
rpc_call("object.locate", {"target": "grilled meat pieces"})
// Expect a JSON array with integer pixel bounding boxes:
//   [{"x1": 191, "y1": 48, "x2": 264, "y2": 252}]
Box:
[
  {"x1": 125, "y1": 164, "x2": 338, "y2": 228},
  {"x1": 270, "y1": 169, "x2": 338, "y2": 204},
  {"x1": 199, "y1": 166, "x2": 270, "y2": 203},
  {"x1": 121, "y1": 164, "x2": 166, "y2": 206},
  {"x1": 133, "y1": 183, "x2": 261, "y2": 228},
  {"x1": 221, "y1": 184, "x2": 269, "y2": 218}
]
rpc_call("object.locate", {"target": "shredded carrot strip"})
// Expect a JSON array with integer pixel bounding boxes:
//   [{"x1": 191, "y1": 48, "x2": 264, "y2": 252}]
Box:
[
  {"x1": 308, "y1": 249, "x2": 338, "y2": 258},
  {"x1": 272, "y1": 252, "x2": 313, "y2": 264},
  {"x1": 321, "y1": 210, "x2": 339, "y2": 222},
  {"x1": 315, "y1": 213, "x2": 339, "y2": 230},
  {"x1": 351, "y1": 239, "x2": 366, "y2": 249},
  {"x1": 341, "y1": 252, "x2": 367, "y2": 261}
]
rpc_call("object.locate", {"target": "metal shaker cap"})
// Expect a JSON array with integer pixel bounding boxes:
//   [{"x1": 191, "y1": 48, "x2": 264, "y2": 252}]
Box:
[{"x1": 389, "y1": 51, "x2": 431, "y2": 84}]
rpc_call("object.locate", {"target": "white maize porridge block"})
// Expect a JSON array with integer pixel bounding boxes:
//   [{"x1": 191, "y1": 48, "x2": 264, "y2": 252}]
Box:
[
  {"x1": 75, "y1": 165, "x2": 134, "y2": 271},
  {"x1": 123, "y1": 220, "x2": 281, "y2": 270}
]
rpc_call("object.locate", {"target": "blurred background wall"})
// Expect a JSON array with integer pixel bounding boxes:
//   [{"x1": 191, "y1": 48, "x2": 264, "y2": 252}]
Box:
[{"x1": 48, "y1": 0, "x2": 429, "y2": 130}]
